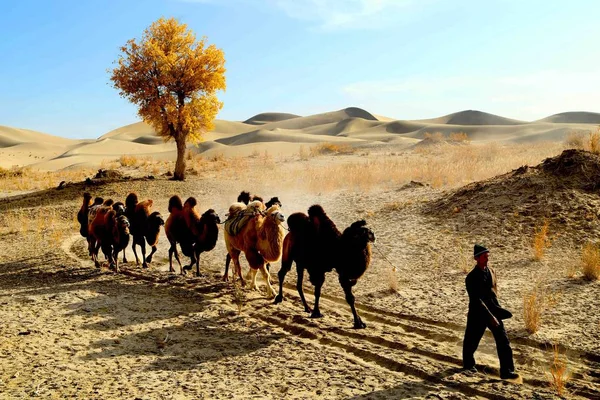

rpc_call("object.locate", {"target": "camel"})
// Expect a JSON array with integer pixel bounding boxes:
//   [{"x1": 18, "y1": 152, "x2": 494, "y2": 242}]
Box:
[
  {"x1": 224, "y1": 203, "x2": 285, "y2": 298},
  {"x1": 274, "y1": 205, "x2": 375, "y2": 329}
]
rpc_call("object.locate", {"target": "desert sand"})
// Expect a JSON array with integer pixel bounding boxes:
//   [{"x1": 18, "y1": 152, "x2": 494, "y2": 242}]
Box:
[
  {"x1": 0, "y1": 109, "x2": 599, "y2": 399},
  {"x1": 2, "y1": 107, "x2": 600, "y2": 171}
]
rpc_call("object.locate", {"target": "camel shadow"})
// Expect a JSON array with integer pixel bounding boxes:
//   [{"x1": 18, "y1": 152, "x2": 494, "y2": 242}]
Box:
[
  {"x1": 82, "y1": 319, "x2": 283, "y2": 372},
  {"x1": 345, "y1": 367, "x2": 479, "y2": 399}
]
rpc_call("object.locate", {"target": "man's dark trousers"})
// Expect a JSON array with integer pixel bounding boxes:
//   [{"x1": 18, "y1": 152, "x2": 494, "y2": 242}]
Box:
[{"x1": 463, "y1": 313, "x2": 514, "y2": 374}]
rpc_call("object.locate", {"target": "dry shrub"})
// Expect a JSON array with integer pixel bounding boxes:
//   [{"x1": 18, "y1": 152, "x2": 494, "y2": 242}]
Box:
[
  {"x1": 532, "y1": 219, "x2": 551, "y2": 261},
  {"x1": 119, "y1": 154, "x2": 139, "y2": 167},
  {"x1": 587, "y1": 127, "x2": 600, "y2": 155},
  {"x1": 564, "y1": 131, "x2": 586, "y2": 149},
  {"x1": 232, "y1": 281, "x2": 246, "y2": 314},
  {"x1": 548, "y1": 343, "x2": 569, "y2": 397},
  {"x1": 448, "y1": 132, "x2": 470, "y2": 143},
  {"x1": 310, "y1": 143, "x2": 355, "y2": 156},
  {"x1": 523, "y1": 283, "x2": 560, "y2": 334},
  {"x1": 423, "y1": 132, "x2": 445, "y2": 142},
  {"x1": 581, "y1": 242, "x2": 600, "y2": 281},
  {"x1": 523, "y1": 285, "x2": 543, "y2": 334}
]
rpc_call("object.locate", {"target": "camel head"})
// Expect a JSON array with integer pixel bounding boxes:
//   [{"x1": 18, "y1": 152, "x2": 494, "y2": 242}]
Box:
[
  {"x1": 237, "y1": 191, "x2": 251, "y2": 205},
  {"x1": 112, "y1": 202, "x2": 126, "y2": 216},
  {"x1": 344, "y1": 220, "x2": 375, "y2": 245},
  {"x1": 149, "y1": 211, "x2": 165, "y2": 227},
  {"x1": 265, "y1": 205, "x2": 285, "y2": 224},
  {"x1": 201, "y1": 209, "x2": 221, "y2": 225},
  {"x1": 265, "y1": 196, "x2": 282, "y2": 209},
  {"x1": 83, "y1": 192, "x2": 92, "y2": 203},
  {"x1": 117, "y1": 215, "x2": 130, "y2": 235}
]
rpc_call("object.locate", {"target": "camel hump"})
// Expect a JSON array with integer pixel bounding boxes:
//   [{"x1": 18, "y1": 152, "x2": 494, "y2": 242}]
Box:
[
  {"x1": 168, "y1": 195, "x2": 183, "y2": 212},
  {"x1": 287, "y1": 212, "x2": 310, "y2": 234}
]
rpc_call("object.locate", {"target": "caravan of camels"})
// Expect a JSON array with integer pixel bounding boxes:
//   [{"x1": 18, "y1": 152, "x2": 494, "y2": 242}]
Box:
[{"x1": 77, "y1": 190, "x2": 376, "y2": 329}]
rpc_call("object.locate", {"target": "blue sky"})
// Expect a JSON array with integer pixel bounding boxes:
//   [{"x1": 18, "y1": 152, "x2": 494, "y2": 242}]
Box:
[{"x1": 1, "y1": 0, "x2": 599, "y2": 138}]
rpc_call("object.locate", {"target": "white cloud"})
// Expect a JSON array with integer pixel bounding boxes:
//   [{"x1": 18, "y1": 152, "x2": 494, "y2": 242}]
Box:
[{"x1": 341, "y1": 70, "x2": 600, "y2": 120}]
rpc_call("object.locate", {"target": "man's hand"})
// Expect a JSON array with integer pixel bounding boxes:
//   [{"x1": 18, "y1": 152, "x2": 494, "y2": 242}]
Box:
[{"x1": 490, "y1": 316, "x2": 500, "y2": 328}]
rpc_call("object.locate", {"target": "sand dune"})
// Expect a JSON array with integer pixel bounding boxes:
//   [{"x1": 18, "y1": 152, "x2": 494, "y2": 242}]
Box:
[
  {"x1": 537, "y1": 111, "x2": 600, "y2": 124},
  {"x1": 243, "y1": 112, "x2": 301, "y2": 125},
  {"x1": 416, "y1": 110, "x2": 526, "y2": 126},
  {"x1": 1, "y1": 107, "x2": 599, "y2": 171}
]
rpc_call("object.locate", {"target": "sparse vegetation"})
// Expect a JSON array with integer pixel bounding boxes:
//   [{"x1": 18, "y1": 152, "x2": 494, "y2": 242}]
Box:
[
  {"x1": 532, "y1": 219, "x2": 551, "y2": 261},
  {"x1": 310, "y1": 143, "x2": 356, "y2": 156},
  {"x1": 581, "y1": 242, "x2": 600, "y2": 281},
  {"x1": 448, "y1": 132, "x2": 470, "y2": 143},
  {"x1": 565, "y1": 127, "x2": 600, "y2": 155},
  {"x1": 548, "y1": 343, "x2": 569, "y2": 397},
  {"x1": 564, "y1": 130, "x2": 586, "y2": 149},
  {"x1": 523, "y1": 283, "x2": 560, "y2": 334},
  {"x1": 523, "y1": 285, "x2": 543, "y2": 334},
  {"x1": 119, "y1": 154, "x2": 139, "y2": 167},
  {"x1": 587, "y1": 127, "x2": 600, "y2": 155},
  {"x1": 232, "y1": 280, "x2": 246, "y2": 314}
]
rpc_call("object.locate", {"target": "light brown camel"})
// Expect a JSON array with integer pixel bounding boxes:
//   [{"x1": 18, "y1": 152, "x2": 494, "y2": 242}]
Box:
[{"x1": 224, "y1": 203, "x2": 285, "y2": 298}]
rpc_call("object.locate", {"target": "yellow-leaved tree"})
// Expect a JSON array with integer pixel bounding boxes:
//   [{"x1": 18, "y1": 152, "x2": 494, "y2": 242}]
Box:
[{"x1": 110, "y1": 17, "x2": 226, "y2": 180}]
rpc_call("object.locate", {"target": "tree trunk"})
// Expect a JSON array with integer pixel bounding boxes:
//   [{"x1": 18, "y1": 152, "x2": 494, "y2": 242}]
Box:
[{"x1": 173, "y1": 134, "x2": 187, "y2": 181}]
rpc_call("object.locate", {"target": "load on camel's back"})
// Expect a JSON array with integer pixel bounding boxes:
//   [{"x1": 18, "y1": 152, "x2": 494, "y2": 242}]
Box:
[
  {"x1": 223, "y1": 200, "x2": 286, "y2": 298},
  {"x1": 223, "y1": 191, "x2": 283, "y2": 276}
]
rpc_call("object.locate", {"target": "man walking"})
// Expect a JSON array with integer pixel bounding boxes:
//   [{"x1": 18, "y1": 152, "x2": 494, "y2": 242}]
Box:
[{"x1": 463, "y1": 244, "x2": 519, "y2": 380}]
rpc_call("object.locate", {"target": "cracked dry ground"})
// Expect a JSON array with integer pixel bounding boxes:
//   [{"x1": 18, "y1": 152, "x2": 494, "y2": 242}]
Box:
[{"x1": 0, "y1": 177, "x2": 598, "y2": 399}]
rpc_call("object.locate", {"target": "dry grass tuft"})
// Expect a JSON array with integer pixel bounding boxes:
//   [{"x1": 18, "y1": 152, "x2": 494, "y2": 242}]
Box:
[
  {"x1": 232, "y1": 281, "x2": 246, "y2": 314},
  {"x1": 587, "y1": 127, "x2": 600, "y2": 155},
  {"x1": 119, "y1": 155, "x2": 139, "y2": 167},
  {"x1": 523, "y1": 285, "x2": 543, "y2": 334},
  {"x1": 532, "y1": 219, "x2": 551, "y2": 261},
  {"x1": 581, "y1": 242, "x2": 600, "y2": 281},
  {"x1": 310, "y1": 143, "x2": 356, "y2": 156},
  {"x1": 548, "y1": 343, "x2": 569, "y2": 397},
  {"x1": 523, "y1": 283, "x2": 560, "y2": 334},
  {"x1": 448, "y1": 132, "x2": 470, "y2": 143},
  {"x1": 564, "y1": 130, "x2": 586, "y2": 149}
]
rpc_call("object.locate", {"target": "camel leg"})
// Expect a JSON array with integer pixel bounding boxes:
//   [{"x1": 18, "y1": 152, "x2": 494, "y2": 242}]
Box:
[
  {"x1": 146, "y1": 244, "x2": 157, "y2": 263},
  {"x1": 122, "y1": 252, "x2": 128, "y2": 264},
  {"x1": 259, "y1": 264, "x2": 276, "y2": 298},
  {"x1": 274, "y1": 258, "x2": 293, "y2": 304},
  {"x1": 194, "y1": 250, "x2": 203, "y2": 277},
  {"x1": 132, "y1": 241, "x2": 140, "y2": 266},
  {"x1": 310, "y1": 273, "x2": 325, "y2": 319},
  {"x1": 340, "y1": 277, "x2": 366, "y2": 329},
  {"x1": 113, "y1": 249, "x2": 120, "y2": 273},
  {"x1": 245, "y1": 251, "x2": 264, "y2": 292},
  {"x1": 138, "y1": 238, "x2": 148, "y2": 268},
  {"x1": 229, "y1": 248, "x2": 245, "y2": 287},
  {"x1": 248, "y1": 268, "x2": 259, "y2": 291},
  {"x1": 296, "y1": 266, "x2": 312, "y2": 313},
  {"x1": 92, "y1": 241, "x2": 101, "y2": 268},
  {"x1": 223, "y1": 253, "x2": 231, "y2": 281}
]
